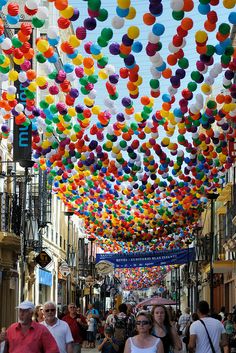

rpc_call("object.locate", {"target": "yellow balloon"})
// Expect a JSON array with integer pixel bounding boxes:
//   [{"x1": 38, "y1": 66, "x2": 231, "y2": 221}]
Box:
[
  {"x1": 126, "y1": 6, "x2": 136, "y2": 19},
  {"x1": 98, "y1": 69, "x2": 108, "y2": 79},
  {"x1": 144, "y1": 126, "x2": 151, "y2": 134},
  {"x1": 68, "y1": 107, "x2": 76, "y2": 116},
  {"x1": 84, "y1": 67, "x2": 95, "y2": 75},
  {"x1": 13, "y1": 57, "x2": 24, "y2": 65},
  {"x1": 117, "y1": 0, "x2": 130, "y2": 9},
  {"x1": 8, "y1": 70, "x2": 18, "y2": 81},
  {"x1": 6, "y1": 93, "x2": 15, "y2": 101},
  {"x1": 112, "y1": 146, "x2": 120, "y2": 154},
  {"x1": 70, "y1": 134, "x2": 77, "y2": 142},
  {"x1": 60, "y1": 6, "x2": 74, "y2": 19},
  {"x1": 84, "y1": 97, "x2": 94, "y2": 107},
  {"x1": 28, "y1": 82, "x2": 37, "y2": 92},
  {"x1": 135, "y1": 76, "x2": 143, "y2": 86},
  {"x1": 72, "y1": 54, "x2": 83, "y2": 65},
  {"x1": 201, "y1": 83, "x2": 212, "y2": 95},
  {"x1": 69, "y1": 35, "x2": 81, "y2": 48},
  {"x1": 91, "y1": 105, "x2": 100, "y2": 115},
  {"x1": 2, "y1": 57, "x2": 10, "y2": 67},
  {"x1": 223, "y1": 0, "x2": 235, "y2": 8},
  {"x1": 36, "y1": 39, "x2": 49, "y2": 52},
  {"x1": 195, "y1": 30, "x2": 208, "y2": 43},
  {"x1": 36, "y1": 76, "x2": 47, "y2": 86},
  {"x1": 92, "y1": 53, "x2": 103, "y2": 60},
  {"x1": 162, "y1": 137, "x2": 170, "y2": 146},
  {"x1": 127, "y1": 26, "x2": 140, "y2": 39},
  {"x1": 45, "y1": 95, "x2": 54, "y2": 104},
  {"x1": 134, "y1": 112, "x2": 142, "y2": 122},
  {"x1": 106, "y1": 141, "x2": 113, "y2": 149}
]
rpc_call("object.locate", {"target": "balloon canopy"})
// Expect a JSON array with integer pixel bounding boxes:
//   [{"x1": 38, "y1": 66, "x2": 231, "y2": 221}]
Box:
[{"x1": 0, "y1": 0, "x2": 236, "y2": 288}]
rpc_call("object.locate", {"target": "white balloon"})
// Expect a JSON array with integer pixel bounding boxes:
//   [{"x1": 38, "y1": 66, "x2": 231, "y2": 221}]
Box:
[
  {"x1": 42, "y1": 62, "x2": 54, "y2": 75},
  {"x1": 196, "y1": 93, "x2": 203, "y2": 105},
  {"x1": 223, "y1": 77, "x2": 231, "y2": 86},
  {"x1": 88, "y1": 89, "x2": 96, "y2": 99},
  {"x1": 209, "y1": 68, "x2": 218, "y2": 78},
  {"x1": 111, "y1": 16, "x2": 124, "y2": 29},
  {"x1": 170, "y1": 0, "x2": 184, "y2": 11},
  {"x1": 150, "y1": 66, "x2": 161, "y2": 78},
  {"x1": 205, "y1": 77, "x2": 214, "y2": 85},
  {"x1": 15, "y1": 103, "x2": 24, "y2": 113},
  {"x1": 18, "y1": 71, "x2": 27, "y2": 82},
  {"x1": 7, "y1": 86, "x2": 16, "y2": 95},
  {"x1": 25, "y1": 0, "x2": 39, "y2": 10},
  {"x1": 66, "y1": 72, "x2": 76, "y2": 81},
  {"x1": 37, "y1": 6, "x2": 48, "y2": 20},
  {"x1": 149, "y1": 53, "x2": 161, "y2": 64},
  {"x1": 148, "y1": 33, "x2": 160, "y2": 44},
  {"x1": 168, "y1": 42, "x2": 179, "y2": 53},
  {"x1": 1, "y1": 38, "x2": 12, "y2": 50},
  {"x1": 47, "y1": 26, "x2": 59, "y2": 39},
  {"x1": 104, "y1": 64, "x2": 115, "y2": 75},
  {"x1": 168, "y1": 86, "x2": 177, "y2": 96},
  {"x1": 190, "y1": 104, "x2": 199, "y2": 114},
  {"x1": 0, "y1": 73, "x2": 8, "y2": 81},
  {"x1": 104, "y1": 97, "x2": 114, "y2": 108}
]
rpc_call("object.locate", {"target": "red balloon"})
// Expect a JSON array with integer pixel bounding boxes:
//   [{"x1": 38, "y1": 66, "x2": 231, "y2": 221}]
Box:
[
  {"x1": 7, "y1": 2, "x2": 19, "y2": 16},
  {"x1": 58, "y1": 17, "x2": 71, "y2": 29}
]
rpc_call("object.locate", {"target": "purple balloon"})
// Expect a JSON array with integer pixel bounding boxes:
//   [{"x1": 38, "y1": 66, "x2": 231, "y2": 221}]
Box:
[
  {"x1": 116, "y1": 113, "x2": 125, "y2": 122},
  {"x1": 70, "y1": 8, "x2": 80, "y2": 21},
  {"x1": 175, "y1": 68, "x2": 186, "y2": 79},
  {"x1": 121, "y1": 97, "x2": 131, "y2": 107},
  {"x1": 124, "y1": 54, "x2": 135, "y2": 66},
  {"x1": 84, "y1": 17, "x2": 96, "y2": 30},
  {"x1": 149, "y1": 3, "x2": 163, "y2": 16},
  {"x1": 122, "y1": 34, "x2": 133, "y2": 46},
  {"x1": 109, "y1": 42, "x2": 120, "y2": 55},
  {"x1": 109, "y1": 74, "x2": 119, "y2": 84},
  {"x1": 225, "y1": 70, "x2": 234, "y2": 80},
  {"x1": 75, "y1": 104, "x2": 84, "y2": 113},
  {"x1": 70, "y1": 88, "x2": 79, "y2": 98}
]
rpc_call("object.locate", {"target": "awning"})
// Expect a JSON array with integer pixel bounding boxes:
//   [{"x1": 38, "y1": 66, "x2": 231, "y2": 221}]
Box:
[{"x1": 203, "y1": 260, "x2": 236, "y2": 274}]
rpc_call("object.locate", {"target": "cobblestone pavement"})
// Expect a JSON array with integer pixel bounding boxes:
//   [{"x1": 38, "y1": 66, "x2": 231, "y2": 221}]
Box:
[{"x1": 81, "y1": 347, "x2": 99, "y2": 353}]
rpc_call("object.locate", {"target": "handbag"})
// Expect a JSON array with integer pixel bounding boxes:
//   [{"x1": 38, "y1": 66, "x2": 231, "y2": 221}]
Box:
[{"x1": 199, "y1": 319, "x2": 216, "y2": 353}]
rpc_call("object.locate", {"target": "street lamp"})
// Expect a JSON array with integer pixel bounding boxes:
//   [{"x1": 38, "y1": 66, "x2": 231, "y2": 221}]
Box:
[
  {"x1": 19, "y1": 159, "x2": 35, "y2": 302},
  {"x1": 88, "y1": 236, "x2": 95, "y2": 303},
  {"x1": 206, "y1": 192, "x2": 219, "y2": 313},
  {"x1": 64, "y1": 210, "x2": 74, "y2": 304},
  {"x1": 185, "y1": 239, "x2": 192, "y2": 308}
]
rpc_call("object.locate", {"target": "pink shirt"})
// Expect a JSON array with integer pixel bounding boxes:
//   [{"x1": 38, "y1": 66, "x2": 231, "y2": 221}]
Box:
[{"x1": 5, "y1": 321, "x2": 59, "y2": 353}]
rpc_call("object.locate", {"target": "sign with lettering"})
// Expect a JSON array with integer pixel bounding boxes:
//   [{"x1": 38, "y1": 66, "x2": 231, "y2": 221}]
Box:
[
  {"x1": 96, "y1": 248, "x2": 195, "y2": 269},
  {"x1": 59, "y1": 262, "x2": 70, "y2": 277},
  {"x1": 95, "y1": 260, "x2": 114, "y2": 274},
  {"x1": 35, "y1": 251, "x2": 52, "y2": 268}
]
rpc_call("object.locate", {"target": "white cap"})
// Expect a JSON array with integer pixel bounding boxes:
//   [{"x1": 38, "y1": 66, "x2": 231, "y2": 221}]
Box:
[{"x1": 17, "y1": 300, "x2": 35, "y2": 310}]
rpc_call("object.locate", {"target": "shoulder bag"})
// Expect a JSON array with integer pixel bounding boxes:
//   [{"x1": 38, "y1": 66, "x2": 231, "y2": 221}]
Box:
[{"x1": 199, "y1": 319, "x2": 216, "y2": 353}]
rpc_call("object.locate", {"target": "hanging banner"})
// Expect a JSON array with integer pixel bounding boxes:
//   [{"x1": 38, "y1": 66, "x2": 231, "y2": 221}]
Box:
[
  {"x1": 13, "y1": 28, "x2": 33, "y2": 162},
  {"x1": 96, "y1": 248, "x2": 195, "y2": 269}
]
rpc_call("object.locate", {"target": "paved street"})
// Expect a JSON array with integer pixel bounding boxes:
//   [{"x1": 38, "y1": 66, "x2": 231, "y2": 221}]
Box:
[{"x1": 82, "y1": 348, "x2": 99, "y2": 353}]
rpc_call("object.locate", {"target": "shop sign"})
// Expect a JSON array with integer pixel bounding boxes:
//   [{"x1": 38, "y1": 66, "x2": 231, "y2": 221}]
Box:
[
  {"x1": 35, "y1": 251, "x2": 52, "y2": 268},
  {"x1": 59, "y1": 262, "x2": 70, "y2": 276},
  {"x1": 95, "y1": 260, "x2": 114, "y2": 274}
]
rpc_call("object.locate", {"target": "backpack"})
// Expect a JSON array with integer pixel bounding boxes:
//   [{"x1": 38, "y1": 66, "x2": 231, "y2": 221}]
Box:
[{"x1": 114, "y1": 315, "x2": 128, "y2": 343}]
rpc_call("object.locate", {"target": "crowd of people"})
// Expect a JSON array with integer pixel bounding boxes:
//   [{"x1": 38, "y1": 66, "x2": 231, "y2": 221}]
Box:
[{"x1": 0, "y1": 299, "x2": 235, "y2": 353}]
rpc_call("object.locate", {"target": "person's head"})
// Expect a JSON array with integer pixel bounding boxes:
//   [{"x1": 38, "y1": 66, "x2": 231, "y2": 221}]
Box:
[
  {"x1": 197, "y1": 301, "x2": 210, "y2": 315},
  {"x1": 112, "y1": 308, "x2": 117, "y2": 316},
  {"x1": 152, "y1": 305, "x2": 171, "y2": 328},
  {"x1": 34, "y1": 304, "x2": 44, "y2": 321},
  {"x1": 68, "y1": 303, "x2": 77, "y2": 317},
  {"x1": 126, "y1": 303, "x2": 133, "y2": 315},
  {"x1": 118, "y1": 303, "x2": 127, "y2": 314},
  {"x1": 17, "y1": 300, "x2": 35, "y2": 325},
  {"x1": 88, "y1": 303, "x2": 94, "y2": 310},
  {"x1": 227, "y1": 313, "x2": 233, "y2": 321},
  {"x1": 135, "y1": 311, "x2": 153, "y2": 334},
  {"x1": 87, "y1": 313, "x2": 93, "y2": 319},
  {"x1": 192, "y1": 312, "x2": 199, "y2": 321},
  {"x1": 220, "y1": 306, "x2": 226, "y2": 313},
  {"x1": 105, "y1": 325, "x2": 114, "y2": 338},
  {"x1": 43, "y1": 301, "x2": 57, "y2": 323},
  {"x1": 185, "y1": 307, "x2": 190, "y2": 314}
]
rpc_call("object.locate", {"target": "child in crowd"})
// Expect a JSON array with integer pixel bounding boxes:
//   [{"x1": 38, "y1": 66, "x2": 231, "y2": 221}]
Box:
[
  {"x1": 87, "y1": 312, "x2": 96, "y2": 348},
  {"x1": 98, "y1": 326, "x2": 119, "y2": 353}
]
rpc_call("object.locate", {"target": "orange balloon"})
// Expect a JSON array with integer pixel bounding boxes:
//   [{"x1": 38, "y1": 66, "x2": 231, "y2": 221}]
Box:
[
  {"x1": 181, "y1": 17, "x2": 193, "y2": 31},
  {"x1": 216, "y1": 94, "x2": 225, "y2": 104},
  {"x1": 26, "y1": 69, "x2": 36, "y2": 80},
  {"x1": 216, "y1": 32, "x2": 229, "y2": 42},
  {"x1": 24, "y1": 48, "x2": 34, "y2": 59},
  {"x1": 17, "y1": 31, "x2": 30, "y2": 42},
  {"x1": 120, "y1": 43, "x2": 131, "y2": 56},
  {"x1": 54, "y1": 0, "x2": 68, "y2": 10},
  {"x1": 183, "y1": 0, "x2": 194, "y2": 12},
  {"x1": 167, "y1": 54, "x2": 177, "y2": 66},
  {"x1": 196, "y1": 45, "x2": 207, "y2": 55},
  {"x1": 162, "y1": 67, "x2": 172, "y2": 79},
  {"x1": 140, "y1": 96, "x2": 150, "y2": 105},
  {"x1": 127, "y1": 81, "x2": 137, "y2": 91},
  {"x1": 44, "y1": 46, "x2": 54, "y2": 58},
  {"x1": 143, "y1": 13, "x2": 155, "y2": 25},
  {"x1": 83, "y1": 57, "x2": 94, "y2": 69},
  {"x1": 204, "y1": 20, "x2": 216, "y2": 32}
]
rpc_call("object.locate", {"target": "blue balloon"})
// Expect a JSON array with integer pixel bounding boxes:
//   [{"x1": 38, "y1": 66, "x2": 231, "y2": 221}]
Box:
[
  {"x1": 67, "y1": 49, "x2": 78, "y2": 59},
  {"x1": 0, "y1": 0, "x2": 7, "y2": 10},
  {"x1": 162, "y1": 93, "x2": 171, "y2": 103},
  {"x1": 116, "y1": 6, "x2": 129, "y2": 18},
  {"x1": 198, "y1": 4, "x2": 210, "y2": 15},
  {"x1": 6, "y1": 15, "x2": 19, "y2": 25},
  {"x1": 90, "y1": 44, "x2": 101, "y2": 55},
  {"x1": 48, "y1": 53, "x2": 58, "y2": 63},
  {"x1": 63, "y1": 63, "x2": 74, "y2": 73},
  {"x1": 229, "y1": 12, "x2": 236, "y2": 24},
  {"x1": 132, "y1": 41, "x2": 143, "y2": 53},
  {"x1": 152, "y1": 23, "x2": 165, "y2": 36},
  {"x1": 215, "y1": 44, "x2": 225, "y2": 55},
  {"x1": 48, "y1": 37, "x2": 60, "y2": 46},
  {"x1": 156, "y1": 62, "x2": 166, "y2": 72}
]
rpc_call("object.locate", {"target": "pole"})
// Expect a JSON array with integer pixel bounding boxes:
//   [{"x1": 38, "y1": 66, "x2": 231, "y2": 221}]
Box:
[
  {"x1": 64, "y1": 211, "x2": 74, "y2": 305},
  {"x1": 210, "y1": 198, "x2": 214, "y2": 313},
  {"x1": 187, "y1": 245, "x2": 190, "y2": 307},
  {"x1": 20, "y1": 166, "x2": 28, "y2": 302}
]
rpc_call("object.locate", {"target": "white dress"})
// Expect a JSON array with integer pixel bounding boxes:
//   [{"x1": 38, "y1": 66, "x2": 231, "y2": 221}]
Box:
[{"x1": 129, "y1": 337, "x2": 161, "y2": 353}]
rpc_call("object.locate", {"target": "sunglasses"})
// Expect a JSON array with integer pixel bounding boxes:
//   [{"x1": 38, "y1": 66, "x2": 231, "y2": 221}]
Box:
[
  {"x1": 45, "y1": 308, "x2": 56, "y2": 313},
  {"x1": 136, "y1": 320, "x2": 150, "y2": 326}
]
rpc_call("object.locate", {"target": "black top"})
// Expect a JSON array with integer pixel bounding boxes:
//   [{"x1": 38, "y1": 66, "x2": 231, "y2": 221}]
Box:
[{"x1": 152, "y1": 330, "x2": 170, "y2": 353}]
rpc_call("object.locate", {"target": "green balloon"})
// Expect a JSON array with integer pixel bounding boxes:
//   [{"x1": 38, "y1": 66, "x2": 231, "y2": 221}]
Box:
[
  {"x1": 206, "y1": 45, "x2": 215, "y2": 56},
  {"x1": 81, "y1": 87, "x2": 90, "y2": 95},
  {"x1": 101, "y1": 28, "x2": 113, "y2": 41},
  {"x1": 187, "y1": 81, "x2": 197, "y2": 92},
  {"x1": 97, "y1": 36, "x2": 108, "y2": 47},
  {"x1": 221, "y1": 54, "x2": 231, "y2": 65},
  {"x1": 48, "y1": 70, "x2": 58, "y2": 80},
  {"x1": 88, "y1": 0, "x2": 101, "y2": 11},
  {"x1": 36, "y1": 53, "x2": 46, "y2": 63},
  {"x1": 50, "y1": 104, "x2": 58, "y2": 114},
  {"x1": 88, "y1": 74, "x2": 98, "y2": 84},
  {"x1": 119, "y1": 140, "x2": 127, "y2": 149},
  {"x1": 0, "y1": 54, "x2": 4, "y2": 65},
  {"x1": 98, "y1": 56, "x2": 108, "y2": 67},
  {"x1": 40, "y1": 100, "x2": 49, "y2": 109},
  {"x1": 149, "y1": 79, "x2": 159, "y2": 89},
  {"x1": 0, "y1": 66, "x2": 9, "y2": 73},
  {"x1": 218, "y1": 23, "x2": 230, "y2": 35},
  {"x1": 97, "y1": 8, "x2": 108, "y2": 21},
  {"x1": 24, "y1": 89, "x2": 35, "y2": 99},
  {"x1": 191, "y1": 71, "x2": 202, "y2": 82},
  {"x1": 109, "y1": 92, "x2": 119, "y2": 100},
  {"x1": 12, "y1": 37, "x2": 23, "y2": 48},
  {"x1": 172, "y1": 11, "x2": 184, "y2": 21},
  {"x1": 32, "y1": 17, "x2": 45, "y2": 28},
  {"x1": 79, "y1": 77, "x2": 88, "y2": 86},
  {"x1": 51, "y1": 141, "x2": 59, "y2": 149},
  {"x1": 207, "y1": 100, "x2": 217, "y2": 109},
  {"x1": 225, "y1": 46, "x2": 234, "y2": 56},
  {"x1": 178, "y1": 57, "x2": 189, "y2": 69}
]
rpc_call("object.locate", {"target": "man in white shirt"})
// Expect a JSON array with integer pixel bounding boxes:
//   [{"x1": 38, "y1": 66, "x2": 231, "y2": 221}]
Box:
[
  {"x1": 188, "y1": 300, "x2": 229, "y2": 353},
  {"x1": 41, "y1": 301, "x2": 73, "y2": 353},
  {"x1": 178, "y1": 307, "x2": 191, "y2": 335}
]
